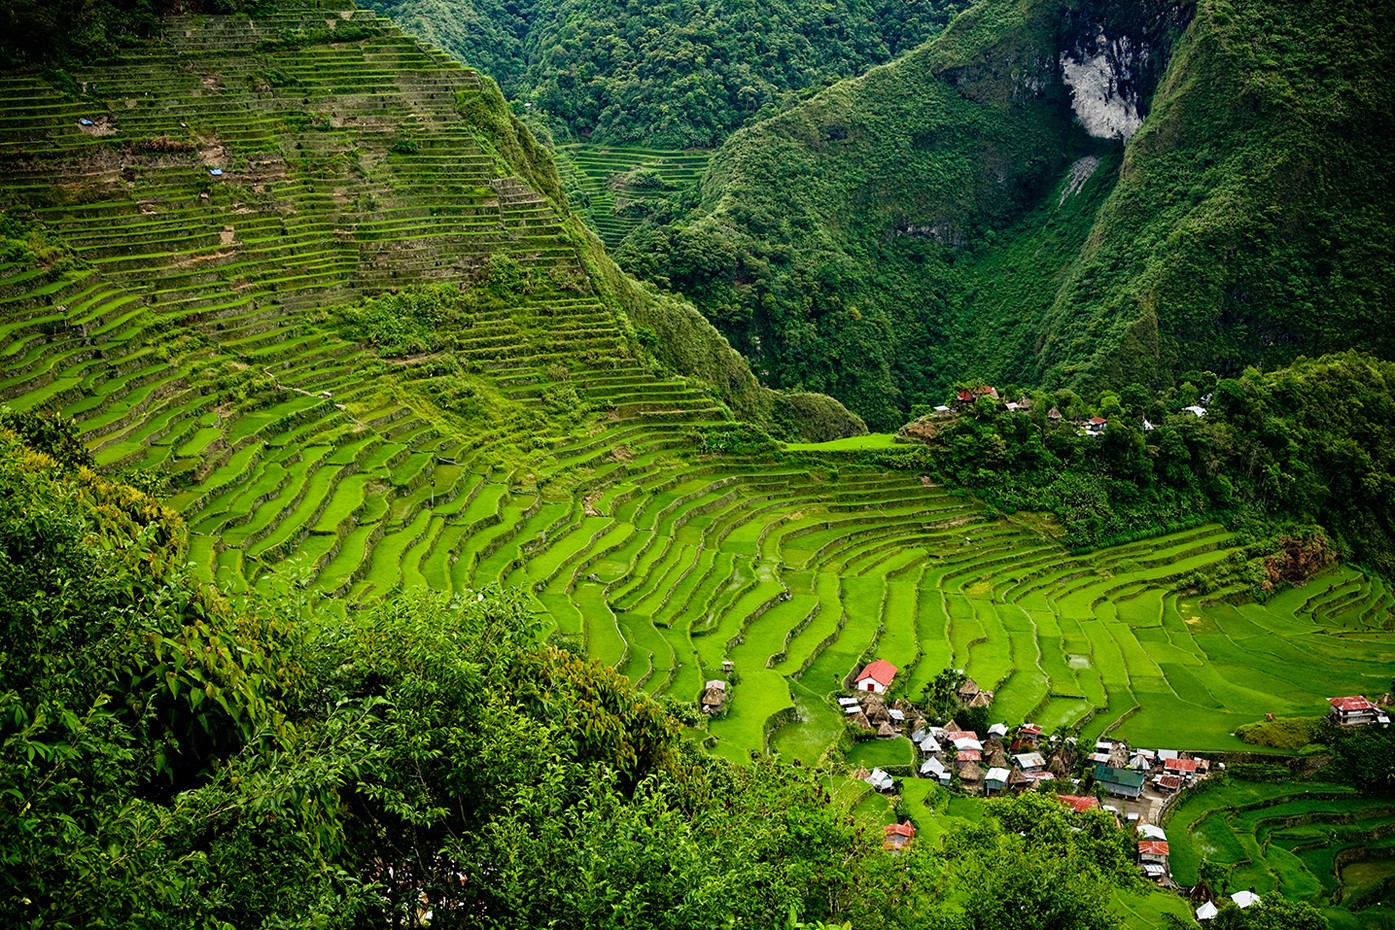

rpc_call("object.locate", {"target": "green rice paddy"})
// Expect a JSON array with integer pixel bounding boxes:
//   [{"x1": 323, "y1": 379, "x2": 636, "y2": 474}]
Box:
[
  {"x1": 553, "y1": 144, "x2": 712, "y2": 248},
  {"x1": 0, "y1": 8, "x2": 1392, "y2": 923},
  {"x1": 1166, "y1": 776, "x2": 1395, "y2": 929}
]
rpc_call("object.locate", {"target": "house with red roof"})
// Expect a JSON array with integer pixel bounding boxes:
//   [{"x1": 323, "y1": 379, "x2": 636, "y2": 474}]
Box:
[
  {"x1": 1163, "y1": 758, "x2": 1201, "y2": 775},
  {"x1": 1138, "y1": 840, "x2": 1170, "y2": 881},
  {"x1": 1329, "y1": 695, "x2": 1383, "y2": 726},
  {"x1": 1057, "y1": 795, "x2": 1099, "y2": 814},
  {"x1": 955, "y1": 385, "x2": 1000, "y2": 406},
  {"x1": 854, "y1": 659, "x2": 897, "y2": 694},
  {"x1": 883, "y1": 821, "x2": 915, "y2": 851},
  {"x1": 1154, "y1": 773, "x2": 1183, "y2": 792}
]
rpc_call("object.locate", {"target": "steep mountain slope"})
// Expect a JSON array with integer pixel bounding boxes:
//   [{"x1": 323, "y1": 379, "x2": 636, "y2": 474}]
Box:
[
  {"x1": 627, "y1": 0, "x2": 1395, "y2": 428},
  {"x1": 0, "y1": 1, "x2": 865, "y2": 597},
  {"x1": 361, "y1": 0, "x2": 971, "y2": 146}
]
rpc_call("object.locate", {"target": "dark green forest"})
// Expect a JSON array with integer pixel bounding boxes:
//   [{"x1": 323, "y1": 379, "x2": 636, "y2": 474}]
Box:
[
  {"x1": 360, "y1": 0, "x2": 971, "y2": 146},
  {"x1": 619, "y1": 0, "x2": 1395, "y2": 428},
  {"x1": 1, "y1": 0, "x2": 276, "y2": 62}
]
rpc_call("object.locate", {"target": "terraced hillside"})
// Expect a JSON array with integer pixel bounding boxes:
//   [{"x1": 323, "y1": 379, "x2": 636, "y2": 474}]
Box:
[
  {"x1": 0, "y1": 2, "x2": 1392, "y2": 779},
  {"x1": 554, "y1": 144, "x2": 710, "y2": 248},
  {"x1": 1166, "y1": 777, "x2": 1395, "y2": 929}
]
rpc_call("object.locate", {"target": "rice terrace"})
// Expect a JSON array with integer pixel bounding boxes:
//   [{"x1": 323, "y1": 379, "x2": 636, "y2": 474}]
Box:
[{"x1": 2, "y1": 1, "x2": 1394, "y2": 928}]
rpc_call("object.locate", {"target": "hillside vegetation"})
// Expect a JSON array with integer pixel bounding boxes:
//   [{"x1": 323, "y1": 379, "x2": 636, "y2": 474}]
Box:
[
  {"x1": 4, "y1": 422, "x2": 1032, "y2": 929},
  {"x1": 360, "y1": 0, "x2": 971, "y2": 147},
  {"x1": 1, "y1": 6, "x2": 1393, "y2": 927},
  {"x1": 910, "y1": 353, "x2": 1395, "y2": 576},
  {"x1": 623, "y1": 0, "x2": 1395, "y2": 428},
  {"x1": 0, "y1": 0, "x2": 1389, "y2": 765}
]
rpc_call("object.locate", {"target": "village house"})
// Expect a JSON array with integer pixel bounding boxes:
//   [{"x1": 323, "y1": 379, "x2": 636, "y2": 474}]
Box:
[
  {"x1": 1137, "y1": 840, "x2": 1170, "y2": 882},
  {"x1": 1012, "y1": 752, "x2": 1046, "y2": 774},
  {"x1": 1008, "y1": 768, "x2": 1034, "y2": 791},
  {"x1": 921, "y1": 756, "x2": 952, "y2": 785},
  {"x1": 1153, "y1": 773, "x2": 1183, "y2": 793},
  {"x1": 987, "y1": 722, "x2": 1009, "y2": 739},
  {"x1": 955, "y1": 385, "x2": 1000, "y2": 407},
  {"x1": 1231, "y1": 890, "x2": 1261, "y2": 909},
  {"x1": 1138, "y1": 823, "x2": 1166, "y2": 841},
  {"x1": 1093, "y1": 764, "x2": 1145, "y2": 799},
  {"x1": 700, "y1": 679, "x2": 726, "y2": 714},
  {"x1": 883, "y1": 822, "x2": 915, "y2": 851},
  {"x1": 1329, "y1": 695, "x2": 1387, "y2": 726},
  {"x1": 1057, "y1": 794, "x2": 1100, "y2": 814},
  {"x1": 1083, "y1": 416, "x2": 1107, "y2": 438},
  {"x1": 983, "y1": 737, "x2": 1009, "y2": 767},
  {"x1": 865, "y1": 767, "x2": 895, "y2": 792},
  {"x1": 854, "y1": 659, "x2": 897, "y2": 694},
  {"x1": 1163, "y1": 757, "x2": 1203, "y2": 782},
  {"x1": 958, "y1": 758, "x2": 984, "y2": 788},
  {"x1": 950, "y1": 733, "x2": 983, "y2": 753},
  {"x1": 984, "y1": 767, "x2": 1011, "y2": 795}
]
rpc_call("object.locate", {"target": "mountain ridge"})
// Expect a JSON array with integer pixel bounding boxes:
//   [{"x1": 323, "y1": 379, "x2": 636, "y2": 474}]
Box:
[{"x1": 618, "y1": 0, "x2": 1395, "y2": 428}]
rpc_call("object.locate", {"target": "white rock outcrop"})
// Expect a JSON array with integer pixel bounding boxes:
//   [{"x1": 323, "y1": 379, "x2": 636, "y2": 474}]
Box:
[{"x1": 1060, "y1": 37, "x2": 1143, "y2": 141}]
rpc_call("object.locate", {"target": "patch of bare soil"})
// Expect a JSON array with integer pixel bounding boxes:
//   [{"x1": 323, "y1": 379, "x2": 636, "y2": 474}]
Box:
[{"x1": 77, "y1": 116, "x2": 117, "y2": 137}]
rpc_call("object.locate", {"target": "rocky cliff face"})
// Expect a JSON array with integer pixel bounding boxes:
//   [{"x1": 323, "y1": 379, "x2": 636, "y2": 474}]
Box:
[{"x1": 1057, "y1": 1, "x2": 1194, "y2": 140}]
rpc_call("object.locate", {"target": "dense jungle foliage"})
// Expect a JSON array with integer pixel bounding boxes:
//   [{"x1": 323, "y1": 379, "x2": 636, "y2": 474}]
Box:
[
  {"x1": 361, "y1": 0, "x2": 972, "y2": 146},
  {"x1": 895, "y1": 353, "x2": 1395, "y2": 583},
  {"x1": 620, "y1": 0, "x2": 1395, "y2": 428},
  {"x1": 0, "y1": 0, "x2": 283, "y2": 63},
  {"x1": 2, "y1": 412, "x2": 1173, "y2": 929}
]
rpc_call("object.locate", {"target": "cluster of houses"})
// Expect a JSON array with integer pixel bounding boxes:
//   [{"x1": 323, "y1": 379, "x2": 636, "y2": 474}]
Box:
[
  {"x1": 848, "y1": 658, "x2": 1224, "y2": 898},
  {"x1": 842, "y1": 663, "x2": 1393, "y2": 922},
  {"x1": 1087, "y1": 740, "x2": 1211, "y2": 799},
  {"x1": 842, "y1": 661, "x2": 993, "y2": 740},
  {"x1": 928, "y1": 383, "x2": 1230, "y2": 439},
  {"x1": 849, "y1": 660, "x2": 1212, "y2": 806}
]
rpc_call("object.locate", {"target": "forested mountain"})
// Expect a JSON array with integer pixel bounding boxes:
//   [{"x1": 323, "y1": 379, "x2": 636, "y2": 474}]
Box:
[
  {"x1": 620, "y1": 0, "x2": 1395, "y2": 428},
  {"x1": 361, "y1": 0, "x2": 971, "y2": 146}
]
